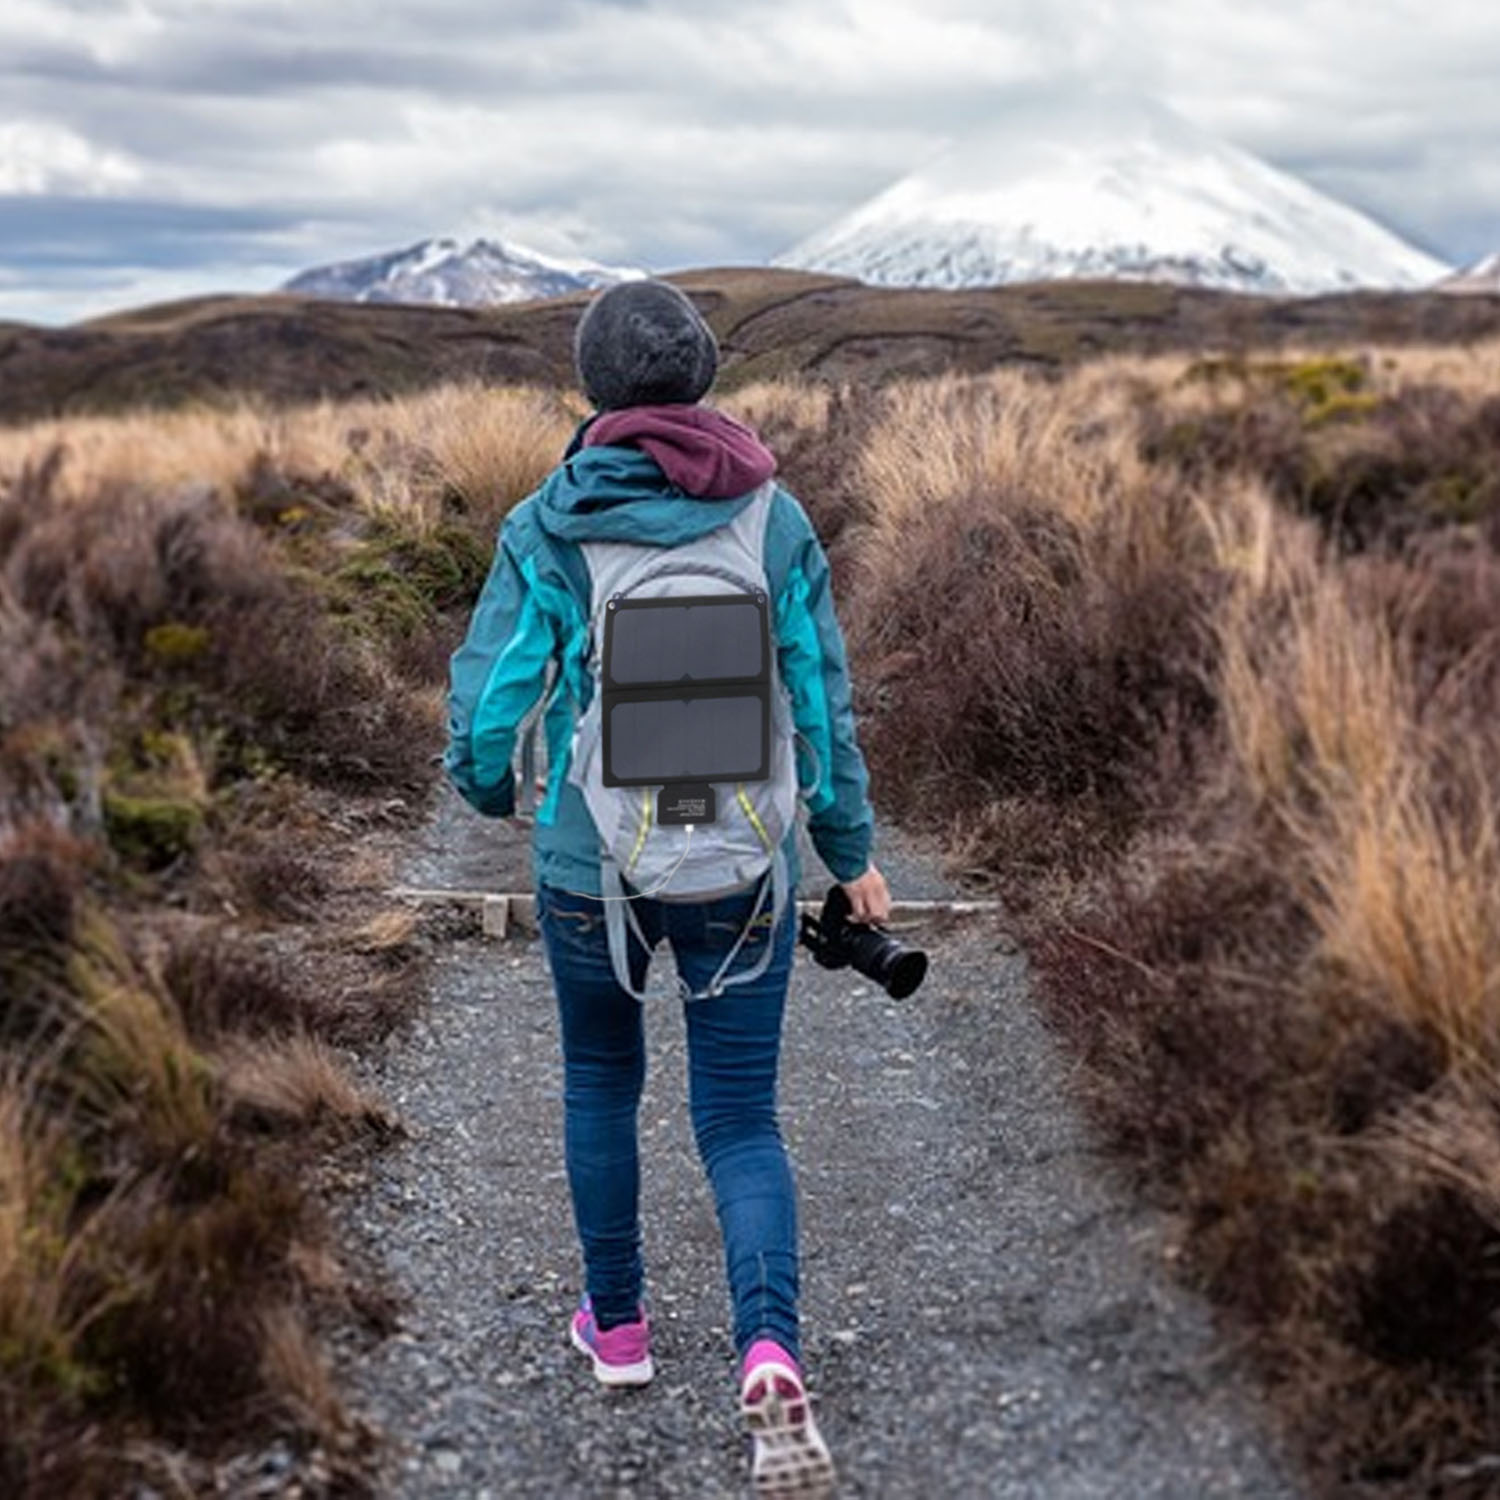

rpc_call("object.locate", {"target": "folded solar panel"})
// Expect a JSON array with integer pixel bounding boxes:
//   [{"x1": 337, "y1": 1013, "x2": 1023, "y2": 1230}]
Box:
[{"x1": 600, "y1": 593, "x2": 771, "y2": 788}]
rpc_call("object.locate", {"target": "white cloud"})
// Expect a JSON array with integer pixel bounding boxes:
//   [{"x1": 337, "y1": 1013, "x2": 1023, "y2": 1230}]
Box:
[
  {"x1": 2, "y1": 0, "x2": 1499, "y2": 320},
  {"x1": 0, "y1": 119, "x2": 143, "y2": 194}
]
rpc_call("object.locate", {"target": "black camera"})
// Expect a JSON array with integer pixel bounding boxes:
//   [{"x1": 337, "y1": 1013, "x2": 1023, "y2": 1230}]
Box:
[{"x1": 798, "y1": 885, "x2": 928, "y2": 1000}]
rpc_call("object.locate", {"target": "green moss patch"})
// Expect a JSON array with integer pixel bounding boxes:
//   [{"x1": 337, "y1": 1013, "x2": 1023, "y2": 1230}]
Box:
[
  {"x1": 144, "y1": 622, "x2": 211, "y2": 666},
  {"x1": 333, "y1": 519, "x2": 490, "y2": 639},
  {"x1": 102, "y1": 792, "x2": 203, "y2": 870},
  {"x1": 1279, "y1": 354, "x2": 1368, "y2": 408}
]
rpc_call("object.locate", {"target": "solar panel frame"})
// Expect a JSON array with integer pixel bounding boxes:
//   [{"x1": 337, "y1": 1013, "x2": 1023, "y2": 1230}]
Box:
[
  {"x1": 602, "y1": 688, "x2": 771, "y2": 786},
  {"x1": 601, "y1": 592, "x2": 770, "y2": 692},
  {"x1": 599, "y1": 592, "x2": 773, "y2": 788}
]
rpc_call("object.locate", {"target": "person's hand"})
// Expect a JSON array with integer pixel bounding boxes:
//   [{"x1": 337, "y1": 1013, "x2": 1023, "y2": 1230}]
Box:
[{"x1": 840, "y1": 864, "x2": 891, "y2": 925}]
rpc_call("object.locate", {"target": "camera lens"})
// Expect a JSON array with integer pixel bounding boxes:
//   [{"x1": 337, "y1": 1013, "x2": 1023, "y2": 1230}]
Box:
[
  {"x1": 845, "y1": 926, "x2": 928, "y2": 1000},
  {"x1": 885, "y1": 948, "x2": 928, "y2": 1001}
]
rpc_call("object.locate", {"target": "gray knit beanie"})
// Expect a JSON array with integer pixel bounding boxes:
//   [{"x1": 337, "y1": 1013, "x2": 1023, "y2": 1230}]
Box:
[{"x1": 573, "y1": 279, "x2": 718, "y2": 411}]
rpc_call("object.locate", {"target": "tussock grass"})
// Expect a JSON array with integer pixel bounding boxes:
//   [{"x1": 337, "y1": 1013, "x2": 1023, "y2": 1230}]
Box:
[
  {"x1": 723, "y1": 379, "x2": 877, "y2": 581},
  {"x1": 0, "y1": 382, "x2": 578, "y2": 538},
  {"x1": 258, "y1": 1300, "x2": 347, "y2": 1439},
  {"x1": 811, "y1": 348, "x2": 1500, "y2": 1492},
  {"x1": 69, "y1": 920, "x2": 219, "y2": 1159},
  {"x1": 0, "y1": 1072, "x2": 126, "y2": 1416},
  {"x1": 1305, "y1": 766, "x2": 1500, "y2": 1061},
  {"x1": 7, "y1": 333, "x2": 1499, "y2": 1493},
  {"x1": 0, "y1": 381, "x2": 534, "y2": 1490},
  {"x1": 720, "y1": 378, "x2": 833, "y2": 437},
  {"x1": 844, "y1": 367, "x2": 1217, "y2": 878},
  {"x1": 220, "y1": 1034, "x2": 395, "y2": 1136},
  {"x1": 1220, "y1": 568, "x2": 1409, "y2": 812},
  {"x1": 1139, "y1": 340, "x2": 1500, "y2": 550}
]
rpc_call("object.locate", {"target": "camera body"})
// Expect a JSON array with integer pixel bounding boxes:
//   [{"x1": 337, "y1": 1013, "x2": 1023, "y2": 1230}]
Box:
[{"x1": 798, "y1": 885, "x2": 928, "y2": 1000}]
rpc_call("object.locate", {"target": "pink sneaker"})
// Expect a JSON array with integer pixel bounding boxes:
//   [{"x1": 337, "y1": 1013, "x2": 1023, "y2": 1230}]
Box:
[
  {"x1": 569, "y1": 1295, "x2": 654, "y2": 1387},
  {"x1": 740, "y1": 1340, "x2": 835, "y2": 1498}
]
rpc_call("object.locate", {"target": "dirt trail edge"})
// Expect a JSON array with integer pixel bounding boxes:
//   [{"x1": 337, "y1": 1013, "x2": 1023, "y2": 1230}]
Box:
[{"x1": 332, "y1": 789, "x2": 1302, "y2": 1499}]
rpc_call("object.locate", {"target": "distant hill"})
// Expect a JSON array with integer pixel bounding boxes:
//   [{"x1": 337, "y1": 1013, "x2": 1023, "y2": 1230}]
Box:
[
  {"x1": 283, "y1": 236, "x2": 641, "y2": 306},
  {"x1": 3, "y1": 268, "x2": 1500, "y2": 425}
]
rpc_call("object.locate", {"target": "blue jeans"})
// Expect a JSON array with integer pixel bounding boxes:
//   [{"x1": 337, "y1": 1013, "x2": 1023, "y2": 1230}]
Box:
[{"x1": 536, "y1": 880, "x2": 800, "y2": 1363}]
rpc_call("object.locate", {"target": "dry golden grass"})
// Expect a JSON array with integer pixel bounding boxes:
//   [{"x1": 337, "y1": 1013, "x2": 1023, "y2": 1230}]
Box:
[
  {"x1": 0, "y1": 1072, "x2": 133, "y2": 1410},
  {"x1": 0, "y1": 402, "x2": 290, "y2": 502},
  {"x1": 858, "y1": 365, "x2": 1192, "y2": 591},
  {"x1": 0, "y1": 381, "x2": 578, "y2": 536},
  {"x1": 0, "y1": 1077, "x2": 78, "y2": 1385},
  {"x1": 258, "y1": 1301, "x2": 346, "y2": 1438},
  {"x1": 331, "y1": 382, "x2": 581, "y2": 534},
  {"x1": 1204, "y1": 489, "x2": 1320, "y2": 805},
  {"x1": 5, "y1": 334, "x2": 1500, "y2": 1491},
  {"x1": 69, "y1": 922, "x2": 218, "y2": 1159},
  {"x1": 1120, "y1": 336, "x2": 1500, "y2": 409},
  {"x1": 719, "y1": 378, "x2": 833, "y2": 439},
  {"x1": 348, "y1": 907, "x2": 420, "y2": 955},
  {"x1": 1191, "y1": 476, "x2": 1292, "y2": 596},
  {"x1": 1310, "y1": 769, "x2": 1500, "y2": 1060},
  {"x1": 1210, "y1": 523, "x2": 1498, "y2": 1058},
  {"x1": 1223, "y1": 574, "x2": 1409, "y2": 811},
  {"x1": 219, "y1": 1034, "x2": 394, "y2": 1135},
  {"x1": 1370, "y1": 335, "x2": 1500, "y2": 395}
]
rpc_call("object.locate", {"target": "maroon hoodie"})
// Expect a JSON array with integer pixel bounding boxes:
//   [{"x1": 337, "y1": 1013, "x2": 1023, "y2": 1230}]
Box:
[{"x1": 583, "y1": 404, "x2": 777, "y2": 500}]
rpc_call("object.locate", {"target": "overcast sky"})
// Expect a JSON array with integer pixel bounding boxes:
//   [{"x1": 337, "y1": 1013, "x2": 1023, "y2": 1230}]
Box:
[{"x1": 2, "y1": 0, "x2": 1497, "y2": 323}]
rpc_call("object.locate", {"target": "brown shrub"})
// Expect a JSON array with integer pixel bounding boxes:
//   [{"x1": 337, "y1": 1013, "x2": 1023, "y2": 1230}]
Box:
[
  {"x1": 1023, "y1": 797, "x2": 1500, "y2": 1489},
  {"x1": 848, "y1": 491, "x2": 1217, "y2": 869},
  {"x1": 1140, "y1": 369, "x2": 1500, "y2": 553},
  {"x1": 1026, "y1": 825, "x2": 1320, "y2": 1173},
  {"x1": 0, "y1": 401, "x2": 442, "y2": 1490},
  {"x1": 158, "y1": 924, "x2": 315, "y2": 1042},
  {"x1": 216, "y1": 840, "x2": 331, "y2": 922},
  {"x1": 1348, "y1": 542, "x2": 1500, "y2": 747},
  {"x1": 257, "y1": 1300, "x2": 347, "y2": 1439},
  {"x1": 0, "y1": 825, "x2": 94, "y2": 1048},
  {"x1": 87, "y1": 1158, "x2": 309, "y2": 1429},
  {"x1": 0, "y1": 824, "x2": 87, "y2": 957},
  {"x1": 220, "y1": 1034, "x2": 395, "y2": 1138},
  {"x1": 841, "y1": 369, "x2": 1229, "y2": 882},
  {"x1": 836, "y1": 356, "x2": 1500, "y2": 1489},
  {"x1": 1, "y1": 458, "x2": 438, "y2": 796}
]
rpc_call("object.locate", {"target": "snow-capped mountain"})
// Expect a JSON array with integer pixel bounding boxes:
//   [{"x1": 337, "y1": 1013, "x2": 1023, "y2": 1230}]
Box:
[
  {"x1": 1438, "y1": 253, "x2": 1500, "y2": 293},
  {"x1": 776, "y1": 93, "x2": 1450, "y2": 296},
  {"x1": 284, "y1": 237, "x2": 641, "y2": 307}
]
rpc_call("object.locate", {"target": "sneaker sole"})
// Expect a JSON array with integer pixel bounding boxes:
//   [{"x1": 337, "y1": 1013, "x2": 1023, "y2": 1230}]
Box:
[
  {"x1": 742, "y1": 1363, "x2": 836, "y2": 1499},
  {"x1": 569, "y1": 1320, "x2": 654, "y2": 1387}
]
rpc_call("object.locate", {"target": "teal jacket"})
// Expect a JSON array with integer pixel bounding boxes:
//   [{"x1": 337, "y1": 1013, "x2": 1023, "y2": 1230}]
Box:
[{"x1": 444, "y1": 441, "x2": 876, "y2": 897}]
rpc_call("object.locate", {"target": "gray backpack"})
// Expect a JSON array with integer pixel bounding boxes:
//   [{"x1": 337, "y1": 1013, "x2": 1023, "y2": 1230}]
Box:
[{"x1": 565, "y1": 481, "x2": 801, "y2": 1001}]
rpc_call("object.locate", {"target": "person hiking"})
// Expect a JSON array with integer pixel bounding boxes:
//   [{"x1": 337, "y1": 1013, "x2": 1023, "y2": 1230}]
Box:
[{"x1": 445, "y1": 277, "x2": 889, "y2": 1498}]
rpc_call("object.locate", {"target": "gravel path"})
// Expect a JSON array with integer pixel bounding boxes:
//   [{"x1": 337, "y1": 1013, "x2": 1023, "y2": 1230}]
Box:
[{"x1": 334, "y1": 791, "x2": 1302, "y2": 1498}]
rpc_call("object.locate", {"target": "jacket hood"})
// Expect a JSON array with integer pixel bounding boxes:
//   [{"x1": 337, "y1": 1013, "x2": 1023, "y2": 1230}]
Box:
[
  {"x1": 534, "y1": 411, "x2": 772, "y2": 545},
  {"x1": 534, "y1": 444, "x2": 764, "y2": 545},
  {"x1": 583, "y1": 404, "x2": 777, "y2": 499}
]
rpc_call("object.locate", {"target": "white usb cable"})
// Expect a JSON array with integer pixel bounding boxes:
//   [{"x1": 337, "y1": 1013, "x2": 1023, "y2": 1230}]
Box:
[{"x1": 561, "y1": 824, "x2": 695, "y2": 903}]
